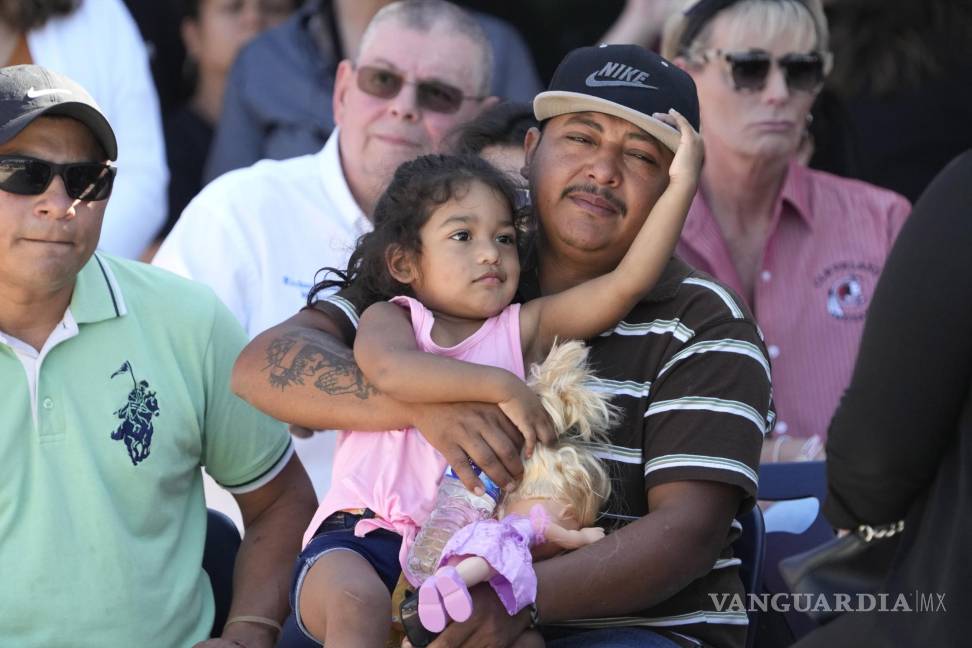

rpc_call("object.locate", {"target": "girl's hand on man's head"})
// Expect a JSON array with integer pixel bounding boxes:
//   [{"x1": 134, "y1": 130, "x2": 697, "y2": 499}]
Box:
[{"x1": 653, "y1": 108, "x2": 704, "y2": 189}]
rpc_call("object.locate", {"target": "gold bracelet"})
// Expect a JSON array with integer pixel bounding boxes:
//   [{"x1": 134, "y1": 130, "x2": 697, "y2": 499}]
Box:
[{"x1": 224, "y1": 615, "x2": 283, "y2": 634}]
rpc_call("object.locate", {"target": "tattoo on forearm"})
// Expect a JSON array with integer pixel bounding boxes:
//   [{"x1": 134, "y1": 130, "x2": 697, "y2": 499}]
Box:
[{"x1": 264, "y1": 330, "x2": 378, "y2": 399}]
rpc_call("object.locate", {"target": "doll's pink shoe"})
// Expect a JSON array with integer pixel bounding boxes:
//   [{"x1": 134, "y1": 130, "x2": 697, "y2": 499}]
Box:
[
  {"x1": 435, "y1": 566, "x2": 474, "y2": 623},
  {"x1": 418, "y1": 578, "x2": 448, "y2": 633}
]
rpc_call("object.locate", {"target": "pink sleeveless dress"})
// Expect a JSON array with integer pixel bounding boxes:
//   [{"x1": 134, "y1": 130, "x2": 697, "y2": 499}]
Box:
[{"x1": 302, "y1": 296, "x2": 525, "y2": 585}]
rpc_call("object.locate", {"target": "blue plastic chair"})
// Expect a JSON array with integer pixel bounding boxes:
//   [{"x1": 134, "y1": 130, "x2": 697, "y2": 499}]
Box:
[
  {"x1": 756, "y1": 461, "x2": 834, "y2": 644},
  {"x1": 733, "y1": 504, "x2": 766, "y2": 648},
  {"x1": 203, "y1": 508, "x2": 242, "y2": 637}
]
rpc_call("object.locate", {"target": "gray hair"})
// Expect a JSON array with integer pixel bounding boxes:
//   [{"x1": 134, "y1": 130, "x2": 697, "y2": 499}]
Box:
[
  {"x1": 661, "y1": 0, "x2": 830, "y2": 62},
  {"x1": 357, "y1": 0, "x2": 493, "y2": 96}
]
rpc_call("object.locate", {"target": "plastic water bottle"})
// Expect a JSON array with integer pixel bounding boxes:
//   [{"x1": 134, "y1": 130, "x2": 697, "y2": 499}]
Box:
[{"x1": 406, "y1": 463, "x2": 501, "y2": 584}]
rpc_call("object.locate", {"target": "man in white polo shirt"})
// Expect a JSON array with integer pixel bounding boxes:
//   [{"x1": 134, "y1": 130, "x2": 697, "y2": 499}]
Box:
[
  {"x1": 153, "y1": 0, "x2": 499, "y2": 498},
  {"x1": 0, "y1": 65, "x2": 316, "y2": 648}
]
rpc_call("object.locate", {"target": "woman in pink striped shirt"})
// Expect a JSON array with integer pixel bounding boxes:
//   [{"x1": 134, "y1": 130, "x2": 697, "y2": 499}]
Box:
[{"x1": 662, "y1": 0, "x2": 911, "y2": 460}]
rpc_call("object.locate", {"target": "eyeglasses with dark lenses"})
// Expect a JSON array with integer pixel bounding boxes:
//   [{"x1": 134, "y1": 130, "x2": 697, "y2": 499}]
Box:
[
  {"x1": 355, "y1": 65, "x2": 484, "y2": 114},
  {"x1": 0, "y1": 156, "x2": 116, "y2": 201},
  {"x1": 705, "y1": 50, "x2": 829, "y2": 93}
]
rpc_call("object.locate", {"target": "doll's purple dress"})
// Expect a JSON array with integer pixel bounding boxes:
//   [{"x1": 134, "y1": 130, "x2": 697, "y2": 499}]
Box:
[{"x1": 436, "y1": 503, "x2": 549, "y2": 614}]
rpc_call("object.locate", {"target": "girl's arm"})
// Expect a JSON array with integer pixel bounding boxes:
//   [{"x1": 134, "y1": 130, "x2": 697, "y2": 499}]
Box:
[
  {"x1": 354, "y1": 301, "x2": 554, "y2": 451},
  {"x1": 520, "y1": 110, "x2": 703, "y2": 353}
]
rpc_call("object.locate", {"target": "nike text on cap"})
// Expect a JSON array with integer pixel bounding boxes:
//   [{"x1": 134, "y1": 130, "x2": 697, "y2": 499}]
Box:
[
  {"x1": 0, "y1": 64, "x2": 117, "y2": 161},
  {"x1": 534, "y1": 44, "x2": 700, "y2": 154}
]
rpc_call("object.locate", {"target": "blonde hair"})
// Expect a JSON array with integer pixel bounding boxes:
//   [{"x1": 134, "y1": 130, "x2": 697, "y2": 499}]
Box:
[
  {"x1": 661, "y1": 0, "x2": 829, "y2": 62},
  {"x1": 500, "y1": 340, "x2": 616, "y2": 527}
]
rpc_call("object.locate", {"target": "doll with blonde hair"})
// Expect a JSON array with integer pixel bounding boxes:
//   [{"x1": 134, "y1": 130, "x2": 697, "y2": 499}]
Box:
[{"x1": 416, "y1": 340, "x2": 615, "y2": 634}]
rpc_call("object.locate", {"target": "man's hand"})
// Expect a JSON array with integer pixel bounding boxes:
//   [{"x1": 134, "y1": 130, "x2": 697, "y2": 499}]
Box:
[
  {"x1": 425, "y1": 583, "x2": 530, "y2": 648},
  {"x1": 193, "y1": 618, "x2": 277, "y2": 648},
  {"x1": 496, "y1": 381, "x2": 556, "y2": 459},
  {"x1": 413, "y1": 402, "x2": 526, "y2": 492}
]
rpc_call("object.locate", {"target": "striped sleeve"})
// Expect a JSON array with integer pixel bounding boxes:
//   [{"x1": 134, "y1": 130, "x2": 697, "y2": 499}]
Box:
[{"x1": 642, "y1": 318, "x2": 771, "y2": 507}]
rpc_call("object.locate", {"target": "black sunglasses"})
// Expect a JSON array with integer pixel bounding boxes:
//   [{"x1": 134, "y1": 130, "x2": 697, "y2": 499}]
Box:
[
  {"x1": 355, "y1": 65, "x2": 484, "y2": 114},
  {"x1": 704, "y1": 49, "x2": 829, "y2": 93},
  {"x1": 0, "y1": 155, "x2": 116, "y2": 201}
]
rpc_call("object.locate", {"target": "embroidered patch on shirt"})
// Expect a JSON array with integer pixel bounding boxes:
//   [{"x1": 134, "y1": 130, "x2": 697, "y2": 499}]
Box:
[{"x1": 110, "y1": 361, "x2": 160, "y2": 465}]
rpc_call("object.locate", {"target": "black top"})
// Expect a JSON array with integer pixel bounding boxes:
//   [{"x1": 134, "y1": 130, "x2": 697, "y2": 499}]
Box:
[
  {"x1": 162, "y1": 105, "x2": 213, "y2": 238},
  {"x1": 817, "y1": 150, "x2": 972, "y2": 646},
  {"x1": 809, "y1": 62, "x2": 972, "y2": 204}
]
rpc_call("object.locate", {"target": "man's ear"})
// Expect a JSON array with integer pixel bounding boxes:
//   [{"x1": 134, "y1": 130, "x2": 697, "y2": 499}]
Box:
[
  {"x1": 521, "y1": 126, "x2": 542, "y2": 180},
  {"x1": 386, "y1": 244, "x2": 417, "y2": 284},
  {"x1": 333, "y1": 59, "x2": 354, "y2": 128},
  {"x1": 673, "y1": 55, "x2": 699, "y2": 80},
  {"x1": 479, "y1": 95, "x2": 501, "y2": 112}
]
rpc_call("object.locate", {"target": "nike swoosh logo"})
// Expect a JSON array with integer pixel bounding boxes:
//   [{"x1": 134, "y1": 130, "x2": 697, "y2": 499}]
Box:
[
  {"x1": 584, "y1": 72, "x2": 657, "y2": 90},
  {"x1": 26, "y1": 87, "x2": 71, "y2": 99}
]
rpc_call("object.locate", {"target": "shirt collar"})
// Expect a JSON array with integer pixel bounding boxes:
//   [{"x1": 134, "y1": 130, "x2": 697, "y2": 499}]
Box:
[
  {"x1": 518, "y1": 235, "x2": 690, "y2": 305},
  {"x1": 320, "y1": 128, "x2": 368, "y2": 231},
  {"x1": 684, "y1": 159, "x2": 815, "y2": 239},
  {"x1": 644, "y1": 256, "x2": 694, "y2": 302},
  {"x1": 778, "y1": 159, "x2": 814, "y2": 228},
  {"x1": 70, "y1": 253, "x2": 128, "y2": 324}
]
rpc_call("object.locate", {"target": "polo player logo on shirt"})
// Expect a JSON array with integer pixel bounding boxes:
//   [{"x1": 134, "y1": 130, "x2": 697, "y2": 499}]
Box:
[{"x1": 109, "y1": 361, "x2": 160, "y2": 465}]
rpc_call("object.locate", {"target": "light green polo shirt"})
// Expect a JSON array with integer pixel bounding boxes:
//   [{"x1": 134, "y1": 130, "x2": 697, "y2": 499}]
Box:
[{"x1": 0, "y1": 253, "x2": 292, "y2": 647}]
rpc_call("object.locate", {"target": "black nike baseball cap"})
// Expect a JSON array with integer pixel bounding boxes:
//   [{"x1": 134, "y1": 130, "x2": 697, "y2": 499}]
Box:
[
  {"x1": 0, "y1": 65, "x2": 117, "y2": 160},
  {"x1": 534, "y1": 44, "x2": 699, "y2": 153}
]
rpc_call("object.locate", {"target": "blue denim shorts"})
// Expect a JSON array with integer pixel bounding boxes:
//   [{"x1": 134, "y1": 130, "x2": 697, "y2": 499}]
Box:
[{"x1": 290, "y1": 510, "x2": 403, "y2": 642}]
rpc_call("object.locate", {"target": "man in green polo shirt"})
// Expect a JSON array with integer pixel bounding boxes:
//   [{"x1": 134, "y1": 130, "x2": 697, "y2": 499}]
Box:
[{"x1": 0, "y1": 65, "x2": 317, "y2": 647}]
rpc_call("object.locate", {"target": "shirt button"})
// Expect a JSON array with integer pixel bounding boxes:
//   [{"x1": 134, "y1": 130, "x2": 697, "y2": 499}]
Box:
[
  {"x1": 775, "y1": 421, "x2": 789, "y2": 434},
  {"x1": 768, "y1": 345, "x2": 781, "y2": 359},
  {"x1": 42, "y1": 397, "x2": 54, "y2": 410},
  {"x1": 761, "y1": 270, "x2": 772, "y2": 282}
]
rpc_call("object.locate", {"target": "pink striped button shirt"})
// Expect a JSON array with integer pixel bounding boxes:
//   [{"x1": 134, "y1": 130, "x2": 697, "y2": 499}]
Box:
[{"x1": 677, "y1": 161, "x2": 910, "y2": 440}]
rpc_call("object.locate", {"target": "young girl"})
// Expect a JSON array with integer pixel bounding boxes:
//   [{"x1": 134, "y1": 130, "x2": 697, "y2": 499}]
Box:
[{"x1": 293, "y1": 110, "x2": 702, "y2": 647}]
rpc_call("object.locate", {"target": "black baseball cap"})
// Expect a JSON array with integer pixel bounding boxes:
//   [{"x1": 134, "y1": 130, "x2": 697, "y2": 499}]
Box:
[
  {"x1": 0, "y1": 65, "x2": 117, "y2": 161},
  {"x1": 534, "y1": 44, "x2": 699, "y2": 153}
]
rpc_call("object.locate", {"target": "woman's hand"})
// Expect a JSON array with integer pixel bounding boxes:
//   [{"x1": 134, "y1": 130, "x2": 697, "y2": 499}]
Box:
[{"x1": 652, "y1": 108, "x2": 704, "y2": 189}]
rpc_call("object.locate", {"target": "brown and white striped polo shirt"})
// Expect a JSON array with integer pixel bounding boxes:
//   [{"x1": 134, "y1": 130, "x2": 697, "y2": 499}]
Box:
[{"x1": 314, "y1": 256, "x2": 772, "y2": 648}]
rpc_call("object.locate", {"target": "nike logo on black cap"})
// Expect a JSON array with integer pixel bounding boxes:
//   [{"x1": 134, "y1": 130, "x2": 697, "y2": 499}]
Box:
[{"x1": 585, "y1": 62, "x2": 658, "y2": 90}]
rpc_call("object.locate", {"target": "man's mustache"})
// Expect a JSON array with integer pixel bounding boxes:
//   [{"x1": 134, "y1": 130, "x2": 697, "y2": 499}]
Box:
[{"x1": 560, "y1": 184, "x2": 628, "y2": 216}]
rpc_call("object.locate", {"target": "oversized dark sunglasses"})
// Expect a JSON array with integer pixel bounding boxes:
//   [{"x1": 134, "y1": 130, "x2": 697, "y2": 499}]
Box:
[
  {"x1": 704, "y1": 49, "x2": 829, "y2": 93},
  {"x1": 355, "y1": 65, "x2": 484, "y2": 114},
  {"x1": 0, "y1": 155, "x2": 116, "y2": 201}
]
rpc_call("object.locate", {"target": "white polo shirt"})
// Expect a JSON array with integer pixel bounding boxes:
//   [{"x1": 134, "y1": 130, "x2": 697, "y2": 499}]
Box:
[
  {"x1": 154, "y1": 129, "x2": 370, "y2": 338},
  {"x1": 154, "y1": 130, "x2": 369, "y2": 498}
]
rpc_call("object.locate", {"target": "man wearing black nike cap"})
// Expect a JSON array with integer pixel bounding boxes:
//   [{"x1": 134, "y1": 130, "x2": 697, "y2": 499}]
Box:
[
  {"x1": 0, "y1": 65, "x2": 317, "y2": 648},
  {"x1": 429, "y1": 42, "x2": 771, "y2": 648},
  {"x1": 233, "y1": 44, "x2": 771, "y2": 648}
]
